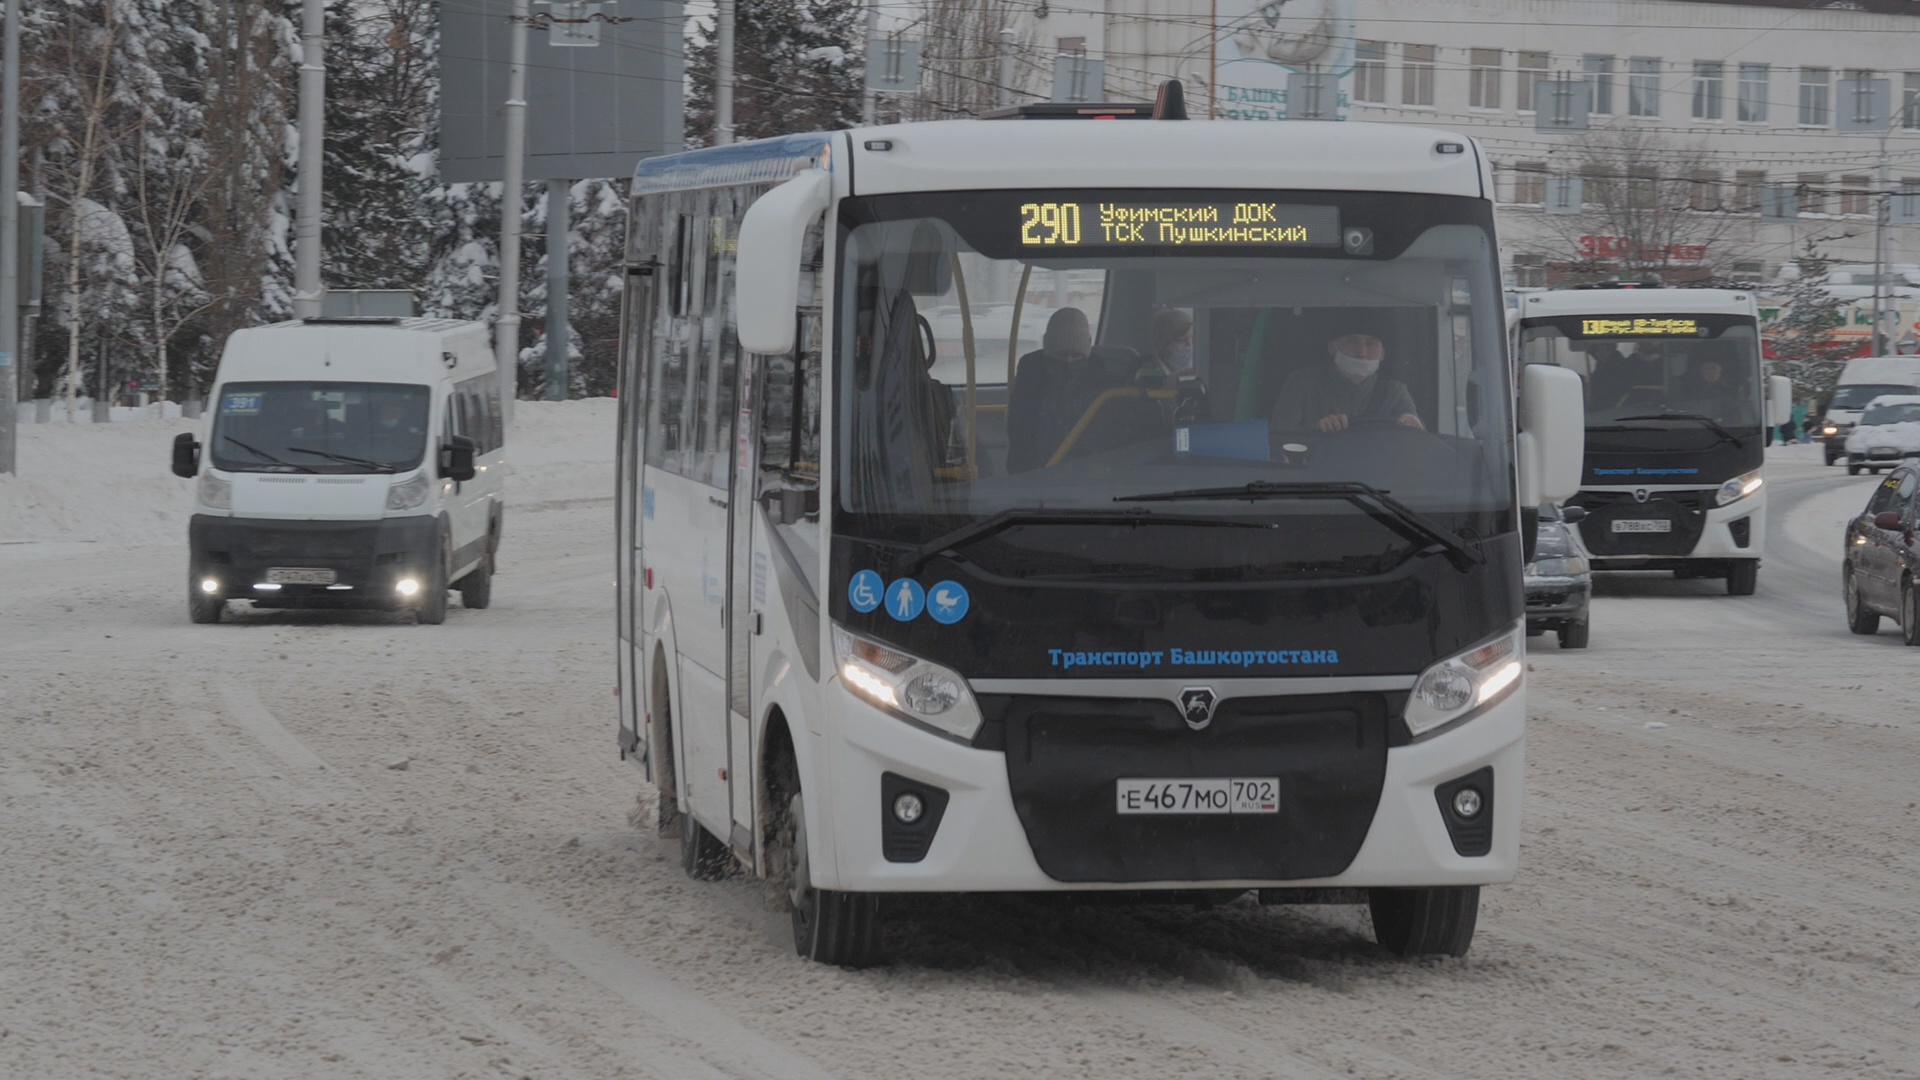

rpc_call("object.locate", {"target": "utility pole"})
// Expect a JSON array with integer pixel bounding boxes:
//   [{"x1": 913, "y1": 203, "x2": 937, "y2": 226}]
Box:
[
  {"x1": 1, "y1": 0, "x2": 21, "y2": 473},
  {"x1": 544, "y1": 179, "x2": 568, "y2": 400},
  {"x1": 862, "y1": 0, "x2": 880, "y2": 125},
  {"x1": 715, "y1": 0, "x2": 735, "y2": 145},
  {"x1": 999, "y1": 28, "x2": 1016, "y2": 107},
  {"x1": 292, "y1": 0, "x2": 325, "y2": 319},
  {"x1": 496, "y1": 0, "x2": 530, "y2": 419}
]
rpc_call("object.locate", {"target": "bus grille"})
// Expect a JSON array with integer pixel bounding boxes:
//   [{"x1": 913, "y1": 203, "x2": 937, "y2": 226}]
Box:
[{"x1": 1572, "y1": 490, "x2": 1709, "y2": 557}]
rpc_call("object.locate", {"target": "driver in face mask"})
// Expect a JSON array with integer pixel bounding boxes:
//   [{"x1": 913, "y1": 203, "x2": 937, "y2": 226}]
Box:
[{"x1": 1268, "y1": 331, "x2": 1423, "y2": 434}]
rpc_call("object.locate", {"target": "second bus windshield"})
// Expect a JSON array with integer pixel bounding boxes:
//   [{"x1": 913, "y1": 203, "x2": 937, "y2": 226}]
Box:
[{"x1": 1518, "y1": 314, "x2": 1761, "y2": 428}]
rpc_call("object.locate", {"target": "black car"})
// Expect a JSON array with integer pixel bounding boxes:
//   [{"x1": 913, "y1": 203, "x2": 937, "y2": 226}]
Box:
[
  {"x1": 1526, "y1": 503, "x2": 1591, "y2": 649},
  {"x1": 1842, "y1": 466, "x2": 1920, "y2": 644}
]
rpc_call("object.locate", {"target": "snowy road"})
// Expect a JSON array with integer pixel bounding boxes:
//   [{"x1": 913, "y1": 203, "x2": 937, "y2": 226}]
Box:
[{"x1": 1, "y1": 410, "x2": 1915, "y2": 1079}]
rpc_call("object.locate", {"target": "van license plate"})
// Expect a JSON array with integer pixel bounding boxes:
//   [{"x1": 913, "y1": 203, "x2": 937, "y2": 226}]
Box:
[
  {"x1": 1611, "y1": 519, "x2": 1671, "y2": 533},
  {"x1": 266, "y1": 567, "x2": 337, "y2": 585},
  {"x1": 1115, "y1": 778, "x2": 1280, "y2": 815}
]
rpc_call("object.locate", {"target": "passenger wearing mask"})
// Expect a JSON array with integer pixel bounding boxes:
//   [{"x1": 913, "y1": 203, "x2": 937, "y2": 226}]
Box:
[
  {"x1": 1006, "y1": 307, "x2": 1112, "y2": 472},
  {"x1": 1269, "y1": 331, "x2": 1422, "y2": 433},
  {"x1": 1136, "y1": 307, "x2": 1206, "y2": 424}
]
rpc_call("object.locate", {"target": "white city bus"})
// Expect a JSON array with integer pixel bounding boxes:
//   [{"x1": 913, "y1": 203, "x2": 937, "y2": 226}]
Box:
[
  {"x1": 1515, "y1": 288, "x2": 1791, "y2": 595},
  {"x1": 614, "y1": 92, "x2": 1583, "y2": 966}
]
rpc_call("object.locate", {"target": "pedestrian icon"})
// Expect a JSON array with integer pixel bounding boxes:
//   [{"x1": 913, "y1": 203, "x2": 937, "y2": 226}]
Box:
[
  {"x1": 886, "y1": 578, "x2": 925, "y2": 621},
  {"x1": 848, "y1": 569, "x2": 884, "y2": 614},
  {"x1": 928, "y1": 580, "x2": 970, "y2": 624}
]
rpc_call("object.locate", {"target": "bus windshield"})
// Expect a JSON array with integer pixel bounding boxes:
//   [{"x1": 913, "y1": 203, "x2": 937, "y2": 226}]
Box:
[
  {"x1": 834, "y1": 190, "x2": 1513, "y2": 538},
  {"x1": 1517, "y1": 314, "x2": 1761, "y2": 429},
  {"x1": 210, "y1": 381, "x2": 431, "y2": 473}
]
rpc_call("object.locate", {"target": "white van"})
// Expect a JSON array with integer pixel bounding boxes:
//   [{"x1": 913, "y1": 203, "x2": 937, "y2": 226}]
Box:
[
  {"x1": 171, "y1": 317, "x2": 507, "y2": 624},
  {"x1": 1819, "y1": 355, "x2": 1920, "y2": 465}
]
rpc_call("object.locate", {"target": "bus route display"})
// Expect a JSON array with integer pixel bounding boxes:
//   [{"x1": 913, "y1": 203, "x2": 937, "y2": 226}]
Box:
[
  {"x1": 1019, "y1": 201, "x2": 1340, "y2": 248},
  {"x1": 1577, "y1": 317, "x2": 1702, "y2": 337}
]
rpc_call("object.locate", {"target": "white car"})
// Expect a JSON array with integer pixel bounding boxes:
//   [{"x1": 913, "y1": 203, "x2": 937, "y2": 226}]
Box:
[{"x1": 1844, "y1": 395, "x2": 1920, "y2": 475}]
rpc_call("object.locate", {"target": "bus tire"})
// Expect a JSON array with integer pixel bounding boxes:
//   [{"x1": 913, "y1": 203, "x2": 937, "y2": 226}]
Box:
[
  {"x1": 787, "y1": 791, "x2": 882, "y2": 968},
  {"x1": 1846, "y1": 568, "x2": 1881, "y2": 635},
  {"x1": 679, "y1": 813, "x2": 731, "y2": 880},
  {"x1": 457, "y1": 551, "x2": 493, "y2": 610},
  {"x1": 1558, "y1": 619, "x2": 1589, "y2": 649},
  {"x1": 1368, "y1": 886, "x2": 1479, "y2": 958},
  {"x1": 415, "y1": 530, "x2": 450, "y2": 625},
  {"x1": 1725, "y1": 560, "x2": 1758, "y2": 596},
  {"x1": 188, "y1": 584, "x2": 224, "y2": 624}
]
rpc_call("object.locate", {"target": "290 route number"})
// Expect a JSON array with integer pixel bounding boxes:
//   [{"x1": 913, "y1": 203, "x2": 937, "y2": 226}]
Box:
[{"x1": 1115, "y1": 778, "x2": 1280, "y2": 815}]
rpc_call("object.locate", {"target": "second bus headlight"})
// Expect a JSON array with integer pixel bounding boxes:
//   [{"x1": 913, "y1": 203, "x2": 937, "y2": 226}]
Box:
[
  {"x1": 832, "y1": 626, "x2": 983, "y2": 743},
  {"x1": 386, "y1": 472, "x2": 430, "y2": 510},
  {"x1": 1404, "y1": 623, "x2": 1524, "y2": 739},
  {"x1": 1715, "y1": 469, "x2": 1763, "y2": 507}
]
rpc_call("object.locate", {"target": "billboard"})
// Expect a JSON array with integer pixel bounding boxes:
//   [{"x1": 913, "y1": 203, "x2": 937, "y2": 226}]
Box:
[
  {"x1": 440, "y1": 0, "x2": 686, "y2": 183},
  {"x1": 1213, "y1": 0, "x2": 1356, "y2": 121}
]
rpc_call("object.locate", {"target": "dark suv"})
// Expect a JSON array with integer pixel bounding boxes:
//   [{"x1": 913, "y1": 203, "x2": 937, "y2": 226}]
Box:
[
  {"x1": 1526, "y1": 503, "x2": 1592, "y2": 649},
  {"x1": 1842, "y1": 465, "x2": 1920, "y2": 643}
]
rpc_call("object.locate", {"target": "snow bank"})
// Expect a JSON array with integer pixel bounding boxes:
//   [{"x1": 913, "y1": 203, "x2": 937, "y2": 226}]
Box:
[{"x1": 0, "y1": 398, "x2": 617, "y2": 548}]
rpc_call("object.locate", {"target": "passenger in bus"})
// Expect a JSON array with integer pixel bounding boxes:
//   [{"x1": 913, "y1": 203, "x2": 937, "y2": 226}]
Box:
[
  {"x1": 1006, "y1": 307, "x2": 1107, "y2": 472},
  {"x1": 1591, "y1": 340, "x2": 1669, "y2": 409},
  {"x1": 1268, "y1": 331, "x2": 1422, "y2": 433}
]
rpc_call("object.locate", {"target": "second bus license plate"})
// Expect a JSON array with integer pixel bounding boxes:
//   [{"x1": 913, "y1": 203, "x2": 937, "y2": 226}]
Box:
[
  {"x1": 266, "y1": 567, "x2": 337, "y2": 584},
  {"x1": 1115, "y1": 778, "x2": 1280, "y2": 815},
  {"x1": 1611, "y1": 519, "x2": 1672, "y2": 533}
]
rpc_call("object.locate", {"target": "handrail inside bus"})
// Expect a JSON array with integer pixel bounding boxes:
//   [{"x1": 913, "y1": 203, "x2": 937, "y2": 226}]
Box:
[
  {"x1": 1045, "y1": 387, "x2": 1176, "y2": 468},
  {"x1": 948, "y1": 252, "x2": 979, "y2": 475},
  {"x1": 1008, "y1": 263, "x2": 1034, "y2": 389}
]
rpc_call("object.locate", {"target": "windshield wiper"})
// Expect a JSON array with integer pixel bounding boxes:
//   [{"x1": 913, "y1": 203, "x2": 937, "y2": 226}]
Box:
[
  {"x1": 221, "y1": 435, "x2": 316, "y2": 472},
  {"x1": 889, "y1": 507, "x2": 1278, "y2": 577},
  {"x1": 287, "y1": 446, "x2": 397, "y2": 473},
  {"x1": 1113, "y1": 480, "x2": 1484, "y2": 571},
  {"x1": 1604, "y1": 412, "x2": 1746, "y2": 448}
]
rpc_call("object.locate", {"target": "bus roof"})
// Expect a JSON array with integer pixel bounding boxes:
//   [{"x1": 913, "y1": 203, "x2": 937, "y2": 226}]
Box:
[
  {"x1": 1517, "y1": 288, "x2": 1758, "y2": 319},
  {"x1": 634, "y1": 121, "x2": 1487, "y2": 200}
]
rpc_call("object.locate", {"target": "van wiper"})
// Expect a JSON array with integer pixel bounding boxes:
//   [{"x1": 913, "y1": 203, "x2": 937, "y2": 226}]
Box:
[
  {"x1": 890, "y1": 507, "x2": 1277, "y2": 577},
  {"x1": 287, "y1": 446, "x2": 397, "y2": 473},
  {"x1": 1604, "y1": 412, "x2": 1746, "y2": 448},
  {"x1": 221, "y1": 435, "x2": 316, "y2": 472},
  {"x1": 1113, "y1": 480, "x2": 1484, "y2": 571}
]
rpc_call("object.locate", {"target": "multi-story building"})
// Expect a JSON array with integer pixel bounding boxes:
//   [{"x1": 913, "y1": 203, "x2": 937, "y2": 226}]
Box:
[{"x1": 995, "y1": 0, "x2": 1920, "y2": 288}]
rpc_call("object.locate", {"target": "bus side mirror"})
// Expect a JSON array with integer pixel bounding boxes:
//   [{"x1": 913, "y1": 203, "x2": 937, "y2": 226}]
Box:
[
  {"x1": 172, "y1": 433, "x2": 200, "y2": 478},
  {"x1": 1560, "y1": 505, "x2": 1588, "y2": 524},
  {"x1": 442, "y1": 435, "x2": 478, "y2": 482},
  {"x1": 1517, "y1": 364, "x2": 1584, "y2": 505},
  {"x1": 1766, "y1": 375, "x2": 1794, "y2": 428},
  {"x1": 737, "y1": 170, "x2": 832, "y2": 356},
  {"x1": 761, "y1": 486, "x2": 819, "y2": 525}
]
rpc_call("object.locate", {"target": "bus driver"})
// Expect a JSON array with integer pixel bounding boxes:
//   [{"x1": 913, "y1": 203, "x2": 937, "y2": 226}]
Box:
[{"x1": 1269, "y1": 331, "x2": 1423, "y2": 433}]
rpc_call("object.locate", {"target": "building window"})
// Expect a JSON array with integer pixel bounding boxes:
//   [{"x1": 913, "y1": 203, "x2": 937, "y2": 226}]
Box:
[
  {"x1": 1841, "y1": 175, "x2": 1872, "y2": 216},
  {"x1": 1354, "y1": 41, "x2": 1385, "y2": 103},
  {"x1": 1738, "y1": 63, "x2": 1769, "y2": 123},
  {"x1": 1517, "y1": 52, "x2": 1548, "y2": 112},
  {"x1": 1798, "y1": 172, "x2": 1827, "y2": 214},
  {"x1": 1403, "y1": 44, "x2": 1434, "y2": 106},
  {"x1": 1512, "y1": 253, "x2": 1547, "y2": 288},
  {"x1": 1731, "y1": 260, "x2": 1765, "y2": 280},
  {"x1": 1733, "y1": 170, "x2": 1766, "y2": 212},
  {"x1": 1513, "y1": 162, "x2": 1547, "y2": 204},
  {"x1": 1584, "y1": 54, "x2": 1615, "y2": 115},
  {"x1": 1628, "y1": 166, "x2": 1658, "y2": 209},
  {"x1": 1629, "y1": 57, "x2": 1660, "y2": 117},
  {"x1": 1690, "y1": 170, "x2": 1720, "y2": 211},
  {"x1": 1693, "y1": 61, "x2": 1723, "y2": 121},
  {"x1": 1903, "y1": 73, "x2": 1920, "y2": 129},
  {"x1": 1800, "y1": 67, "x2": 1830, "y2": 126},
  {"x1": 1470, "y1": 48, "x2": 1502, "y2": 110},
  {"x1": 1581, "y1": 162, "x2": 1613, "y2": 208},
  {"x1": 1900, "y1": 178, "x2": 1920, "y2": 222}
]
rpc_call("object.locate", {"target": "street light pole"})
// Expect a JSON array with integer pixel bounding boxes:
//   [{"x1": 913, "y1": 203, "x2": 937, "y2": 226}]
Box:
[
  {"x1": 292, "y1": 0, "x2": 325, "y2": 319},
  {"x1": 715, "y1": 0, "x2": 735, "y2": 145},
  {"x1": 496, "y1": 0, "x2": 530, "y2": 419},
  {"x1": 0, "y1": 0, "x2": 21, "y2": 473}
]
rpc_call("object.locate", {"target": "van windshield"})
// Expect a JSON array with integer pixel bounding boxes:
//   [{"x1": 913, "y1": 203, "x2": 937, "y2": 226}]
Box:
[
  {"x1": 1832, "y1": 383, "x2": 1920, "y2": 410},
  {"x1": 210, "y1": 382, "x2": 431, "y2": 473}
]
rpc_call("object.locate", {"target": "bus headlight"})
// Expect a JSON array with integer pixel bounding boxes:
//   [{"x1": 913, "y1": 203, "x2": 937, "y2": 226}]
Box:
[
  {"x1": 1405, "y1": 623, "x2": 1524, "y2": 739},
  {"x1": 386, "y1": 472, "x2": 430, "y2": 510},
  {"x1": 833, "y1": 626, "x2": 983, "y2": 743},
  {"x1": 1715, "y1": 469, "x2": 1763, "y2": 507},
  {"x1": 197, "y1": 472, "x2": 231, "y2": 510}
]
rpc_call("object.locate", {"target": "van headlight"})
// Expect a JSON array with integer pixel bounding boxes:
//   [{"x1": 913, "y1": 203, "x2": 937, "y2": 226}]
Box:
[
  {"x1": 197, "y1": 472, "x2": 231, "y2": 510},
  {"x1": 1405, "y1": 623, "x2": 1524, "y2": 739},
  {"x1": 833, "y1": 626, "x2": 983, "y2": 743},
  {"x1": 385, "y1": 472, "x2": 430, "y2": 510},
  {"x1": 1715, "y1": 469, "x2": 1763, "y2": 507}
]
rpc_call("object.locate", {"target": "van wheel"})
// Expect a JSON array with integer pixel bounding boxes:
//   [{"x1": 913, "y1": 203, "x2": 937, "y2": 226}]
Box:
[
  {"x1": 415, "y1": 532, "x2": 450, "y2": 625},
  {"x1": 1726, "y1": 560, "x2": 1758, "y2": 596},
  {"x1": 679, "y1": 813, "x2": 732, "y2": 880},
  {"x1": 787, "y1": 791, "x2": 882, "y2": 968},
  {"x1": 1845, "y1": 568, "x2": 1881, "y2": 635},
  {"x1": 457, "y1": 551, "x2": 493, "y2": 610},
  {"x1": 1368, "y1": 886, "x2": 1479, "y2": 958},
  {"x1": 188, "y1": 583, "x2": 224, "y2": 624},
  {"x1": 1558, "y1": 619, "x2": 1589, "y2": 649}
]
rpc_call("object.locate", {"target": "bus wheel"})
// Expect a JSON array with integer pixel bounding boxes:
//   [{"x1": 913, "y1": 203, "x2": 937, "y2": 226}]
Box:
[
  {"x1": 679, "y1": 813, "x2": 731, "y2": 880},
  {"x1": 1726, "y1": 560, "x2": 1758, "y2": 596},
  {"x1": 786, "y1": 791, "x2": 882, "y2": 968},
  {"x1": 1368, "y1": 886, "x2": 1479, "y2": 958}
]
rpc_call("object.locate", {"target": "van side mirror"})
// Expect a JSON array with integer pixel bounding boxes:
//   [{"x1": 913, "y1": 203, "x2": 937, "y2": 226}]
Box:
[
  {"x1": 1560, "y1": 505, "x2": 1588, "y2": 524},
  {"x1": 442, "y1": 434, "x2": 478, "y2": 482},
  {"x1": 1766, "y1": 374, "x2": 1794, "y2": 428},
  {"x1": 172, "y1": 433, "x2": 200, "y2": 478},
  {"x1": 736, "y1": 170, "x2": 832, "y2": 355}
]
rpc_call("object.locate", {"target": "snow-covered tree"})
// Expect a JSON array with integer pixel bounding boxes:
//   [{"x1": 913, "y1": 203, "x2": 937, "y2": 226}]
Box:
[
  {"x1": 1767, "y1": 243, "x2": 1857, "y2": 400},
  {"x1": 319, "y1": 0, "x2": 435, "y2": 292},
  {"x1": 685, "y1": 0, "x2": 865, "y2": 145}
]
